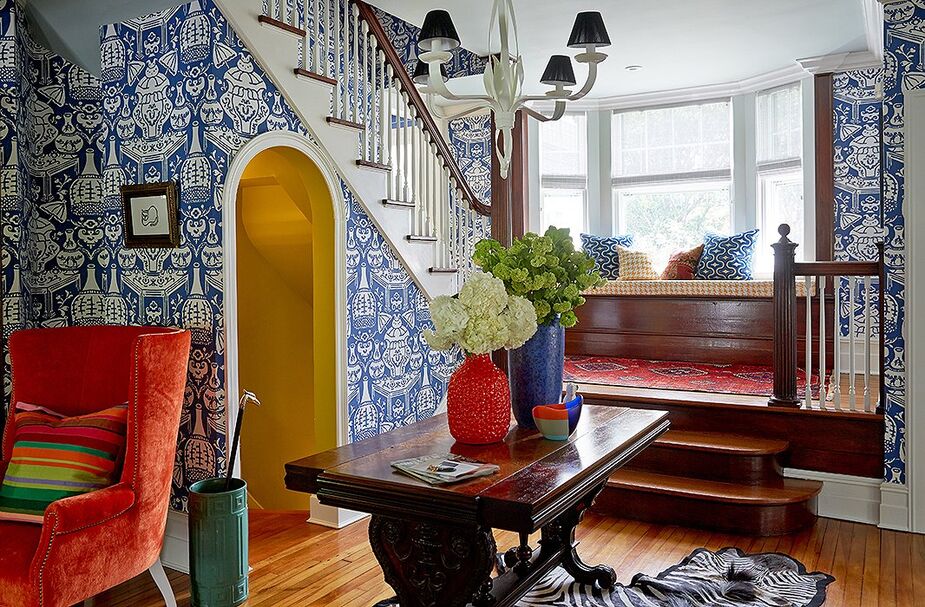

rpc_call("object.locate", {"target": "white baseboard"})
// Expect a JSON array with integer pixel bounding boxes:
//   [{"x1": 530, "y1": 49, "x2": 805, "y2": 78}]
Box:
[
  {"x1": 161, "y1": 511, "x2": 190, "y2": 574},
  {"x1": 308, "y1": 496, "x2": 368, "y2": 528},
  {"x1": 879, "y1": 482, "x2": 910, "y2": 531},
  {"x1": 784, "y1": 468, "x2": 882, "y2": 525}
]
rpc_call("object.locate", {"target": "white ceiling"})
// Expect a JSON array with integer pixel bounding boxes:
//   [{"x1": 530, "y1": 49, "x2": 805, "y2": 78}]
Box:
[{"x1": 372, "y1": 0, "x2": 871, "y2": 99}]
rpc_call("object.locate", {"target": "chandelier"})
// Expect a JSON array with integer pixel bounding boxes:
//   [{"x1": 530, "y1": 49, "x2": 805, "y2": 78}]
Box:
[{"x1": 415, "y1": 0, "x2": 611, "y2": 178}]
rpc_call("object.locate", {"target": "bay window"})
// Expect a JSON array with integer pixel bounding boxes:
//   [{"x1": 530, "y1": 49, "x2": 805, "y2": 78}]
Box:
[
  {"x1": 754, "y1": 83, "x2": 804, "y2": 273},
  {"x1": 611, "y1": 101, "x2": 733, "y2": 268},
  {"x1": 538, "y1": 113, "x2": 587, "y2": 242}
]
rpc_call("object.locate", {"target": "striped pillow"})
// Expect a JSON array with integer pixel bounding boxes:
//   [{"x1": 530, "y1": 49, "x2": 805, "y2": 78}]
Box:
[{"x1": 0, "y1": 402, "x2": 128, "y2": 523}]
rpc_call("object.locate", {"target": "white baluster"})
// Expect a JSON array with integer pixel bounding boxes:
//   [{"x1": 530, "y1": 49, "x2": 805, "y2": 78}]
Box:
[
  {"x1": 805, "y1": 275, "x2": 813, "y2": 409},
  {"x1": 442, "y1": 167, "x2": 451, "y2": 268},
  {"x1": 849, "y1": 275, "x2": 857, "y2": 410},
  {"x1": 449, "y1": 180, "x2": 458, "y2": 267},
  {"x1": 819, "y1": 275, "x2": 827, "y2": 406},
  {"x1": 833, "y1": 276, "x2": 842, "y2": 410},
  {"x1": 351, "y1": 4, "x2": 360, "y2": 124},
  {"x1": 332, "y1": 0, "x2": 340, "y2": 103},
  {"x1": 275, "y1": 0, "x2": 282, "y2": 23},
  {"x1": 378, "y1": 50, "x2": 387, "y2": 166},
  {"x1": 321, "y1": 0, "x2": 329, "y2": 77},
  {"x1": 360, "y1": 23, "x2": 371, "y2": 161},
  {"x1": 864, "y1": 275, "x2": 873, "y2": 412},
  {"x1": 412, "y1": 111, "x2": 421, "y2": 233},
  {"x1": 401, "y1": 93, "x2": 410, "y2": 201},
  {"x1": 385, "y1": 67, "x2": 394, "y2": 199},
  {"x1": 371, "y1": 40, "x2": 380, "y2": 164},
  {"x1": 339, "y1": 0, "x2": 349, "y2": 118}
]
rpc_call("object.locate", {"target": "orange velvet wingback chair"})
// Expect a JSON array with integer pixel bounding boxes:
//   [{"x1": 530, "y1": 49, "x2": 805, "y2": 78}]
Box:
[{"x1": 0, "y1": 326, "x2": 192, "y2": 607}]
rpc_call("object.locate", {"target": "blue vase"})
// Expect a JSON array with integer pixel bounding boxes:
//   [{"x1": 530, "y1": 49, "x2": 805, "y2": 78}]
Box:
[{"x1": 508, "y1": 317, "x2": 565, "y2": 428}]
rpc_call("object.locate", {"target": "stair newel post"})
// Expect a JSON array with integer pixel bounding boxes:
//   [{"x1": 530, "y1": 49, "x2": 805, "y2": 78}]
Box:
[{"x1": 769, "y1": 223, "x2": 800, "y2": 408}]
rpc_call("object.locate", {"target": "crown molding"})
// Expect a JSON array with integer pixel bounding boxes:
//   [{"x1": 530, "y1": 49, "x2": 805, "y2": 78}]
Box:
[{"x1": 796, "y1": 50, "x2": 883, "y2": 74}]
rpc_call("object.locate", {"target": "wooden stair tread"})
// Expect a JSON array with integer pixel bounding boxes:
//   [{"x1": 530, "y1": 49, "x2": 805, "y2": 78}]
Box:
[
  {"x1": 653, "y1": 430, "x2": 789, "y2": 456},
  {"x1": 608, "y1": 470, "x2": 821, "y2": 505}
]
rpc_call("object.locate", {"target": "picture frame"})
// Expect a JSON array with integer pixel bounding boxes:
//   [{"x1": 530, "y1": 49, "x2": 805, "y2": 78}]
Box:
[{"x1": 121, "y1": 182, "x2": 180, "y2": 248}]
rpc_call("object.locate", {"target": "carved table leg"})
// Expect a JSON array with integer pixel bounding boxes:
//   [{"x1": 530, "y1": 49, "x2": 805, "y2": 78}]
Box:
[
  {"x1": 368, "y1": 515, "x2": 497, "y2": 607},
  {"x1": 540, "y1": 482, "x2": 617, "y2": 589}
]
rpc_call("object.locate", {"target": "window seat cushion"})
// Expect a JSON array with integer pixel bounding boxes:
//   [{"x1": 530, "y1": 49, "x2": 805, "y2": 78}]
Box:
[{"x1": 584, "y1": 279, "x2": 810, "y2": 298}]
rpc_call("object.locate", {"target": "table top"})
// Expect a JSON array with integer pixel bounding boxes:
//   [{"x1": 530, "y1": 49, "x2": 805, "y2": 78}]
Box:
[{"x1": 285, "y1": 405, "x2": 669, "y2": 533}]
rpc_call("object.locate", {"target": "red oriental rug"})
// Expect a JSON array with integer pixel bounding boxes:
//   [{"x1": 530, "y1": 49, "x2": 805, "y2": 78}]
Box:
[{"x1": 563, "y1": 355, "x2": 823, "y2": 398}]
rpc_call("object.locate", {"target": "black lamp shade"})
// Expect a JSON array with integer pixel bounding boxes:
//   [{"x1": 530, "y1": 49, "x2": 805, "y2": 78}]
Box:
[
  {"x1": 567, "y1": 11, "x2": 610, "y2": 48},
  {"x1": 413, "y1": 60, "x2": 449, "y2": 84},
  {"x1": 541, "y1": 55, "x2": 576, "y2": 87},
  {"x1": 418, "y1": 10, "x2": 461, "y2": 51}
]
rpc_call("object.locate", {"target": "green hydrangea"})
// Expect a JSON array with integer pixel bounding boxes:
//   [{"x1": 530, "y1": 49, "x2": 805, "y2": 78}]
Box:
[{"x1": 472, "y1": 227, "x2": 604, "y2": 327}]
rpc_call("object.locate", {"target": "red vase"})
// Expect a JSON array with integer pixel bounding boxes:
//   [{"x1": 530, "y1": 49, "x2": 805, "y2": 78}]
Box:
[{"x1": 446, "y1": 354, "x2": 512, "y2": 444}]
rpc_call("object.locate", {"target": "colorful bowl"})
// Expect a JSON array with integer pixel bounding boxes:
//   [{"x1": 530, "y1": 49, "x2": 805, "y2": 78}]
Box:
[{"x1": 532, "y1": 394, "x2": 583, "y2": 441}]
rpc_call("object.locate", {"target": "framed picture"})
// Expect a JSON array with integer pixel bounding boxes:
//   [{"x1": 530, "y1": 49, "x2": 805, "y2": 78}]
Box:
[{"x1": 121, "y1": 182, "x2": 180, "y2": 248}]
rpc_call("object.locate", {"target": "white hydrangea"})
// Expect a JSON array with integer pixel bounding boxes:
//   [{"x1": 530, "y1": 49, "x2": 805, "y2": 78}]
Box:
[
  {"x1": 460, "y1": 314, "x2": 509, "y2": 355},
  {"x1": 501, "y1": 295, "x2": 538, "y2": 349},
  {"x1": 458, "y1": 271, "x2": 509, "y2": 318},
  {"x1": 425, "y1": 273, "x2": 539, "y2": 354}
]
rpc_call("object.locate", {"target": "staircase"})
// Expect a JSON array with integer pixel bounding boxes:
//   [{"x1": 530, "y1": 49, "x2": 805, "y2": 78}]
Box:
[
  {"x1": 215, "y1": 0, "x2": 492, "y2": 299},
  {"x1": 594, "y1": 429, "x2": 822, "y2": 536}
]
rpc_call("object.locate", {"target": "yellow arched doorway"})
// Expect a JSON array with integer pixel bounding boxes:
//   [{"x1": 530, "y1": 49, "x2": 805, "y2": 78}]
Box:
[{"x1": 235, "y1": 146, "x2": 338, "y2": 511}]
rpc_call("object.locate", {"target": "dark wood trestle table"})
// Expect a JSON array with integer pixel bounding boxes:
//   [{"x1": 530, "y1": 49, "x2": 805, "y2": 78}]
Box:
[{"x1": 285, "y1": 405, "x2": 669, "y2": 607}]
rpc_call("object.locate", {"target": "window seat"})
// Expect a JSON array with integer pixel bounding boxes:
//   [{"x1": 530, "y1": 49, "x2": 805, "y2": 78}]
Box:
[{"x1": 584, "y1": 279, "x2": 812, "y2": 298}]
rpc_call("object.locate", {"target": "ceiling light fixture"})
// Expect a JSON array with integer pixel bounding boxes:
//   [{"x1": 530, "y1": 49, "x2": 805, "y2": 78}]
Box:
[{"x1": 416, "y1": 2, "x2": 610, "y2": 179}]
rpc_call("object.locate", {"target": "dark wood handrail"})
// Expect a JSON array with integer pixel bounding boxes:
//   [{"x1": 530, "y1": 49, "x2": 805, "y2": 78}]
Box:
[
  {"x1": 353, "y1": 0, "x2": 491, "y2": 217},
  {"x1": 769, "y1": 224, "x2": 885, "y2": 410},
  {"x1": 792, "y1": 261, "x2": 880, "y2": 276}
]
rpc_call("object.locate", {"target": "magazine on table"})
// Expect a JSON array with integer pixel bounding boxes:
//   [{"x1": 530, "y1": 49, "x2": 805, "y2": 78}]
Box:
[{"x1": 391, "y1": 453, "x2": 500, "y2": 485}]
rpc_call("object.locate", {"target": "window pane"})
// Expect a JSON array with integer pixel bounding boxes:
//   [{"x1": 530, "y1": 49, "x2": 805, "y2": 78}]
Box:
[
  {"x1": 757, "y1": 84, "x2": 802, "y2": 163},
  {"x1": 612, "y1": 101, "x2": 731, "y2": 177},
  {"x1": 755, "y1": 169, "x2": 804, "y2": 274},
  {"x1": 539, "y1": 114, "x2": 587, "y2": 176},
  {"x1": 616, "y1": 182, "x2": 732, "y2": 269},
  {"x1": 541, "y1": 188, "x2": 586, "y2": 245}
]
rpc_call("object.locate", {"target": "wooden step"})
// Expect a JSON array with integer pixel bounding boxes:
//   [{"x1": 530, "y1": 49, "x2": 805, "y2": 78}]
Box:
[
  {"x1": 596, "y1": 470, "x2": 821, "y2": 536},
  {"x1": 382, "y1": 199, "x2": 415, "y2": 209},
  {"x1": 257, "y1": 14, "x2": 305, "y2": 37},
  {"x1": 356, "y1": 159, "x2": 391, "y2": 172},
  {"x1": 406, "y1": 235, "x2": 437, "y2": 243},
  {"x1": 326, "y1": 116, "x2": 364, "y2": 131},
  {"x1": 626, "y1": 430, "x2": 787, "y2": 484},
  {"x1": 428, "y1": 267, "x2": 458, "y2": 274}
]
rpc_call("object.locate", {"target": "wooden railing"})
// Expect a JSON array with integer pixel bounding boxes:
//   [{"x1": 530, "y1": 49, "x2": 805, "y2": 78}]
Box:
[
  {"x1": 260, "y1": 0, "x2": 492, "y2": 275},
  {"x1": 770, "y1": 224, "x2": 884, "y2": 412}
]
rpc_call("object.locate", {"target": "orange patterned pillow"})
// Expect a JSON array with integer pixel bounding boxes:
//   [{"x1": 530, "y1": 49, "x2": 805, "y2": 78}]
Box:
[
  {"x1": 661, "y1": 245, "x2": 704, "y2": 280},
  {"x1": 616, "y1": 247, "x2": 660, "y2": 280}
]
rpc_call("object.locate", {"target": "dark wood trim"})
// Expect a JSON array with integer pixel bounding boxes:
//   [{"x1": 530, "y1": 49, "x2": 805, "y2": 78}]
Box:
[
  {"x1": 353, "y1": 0, "x2": 490, "y2": 217},
  {"x1": 406, "y1": 235, "x2": 438, "y2": 242},
  {"x1": 792, "y1": 261, "x2": 880, "y2": 276},
  {"x1": 293, "y1": 67, "x2": 336, "y2": 86},
  {"x1": 355, "y1": 159, "x2": 392, "y2": 172},
  {"x1": 326, "y1": 116, "x2": 364, "y2": 130},
  {"x1": 257, "y1": 14, "x2": 306, "y2": 37},
  {"x1": 814, "y1": 73, "x2": 835, "y2": 262},
  {"x1": 428, "y1": 267, "x2": 458, "y2": 274},
  {"x1": 382, "y1": 198, "x2": 415, "y2": 208},
  {"x1": 490, "y1": 111, "x2": 529, "y2": 246}
]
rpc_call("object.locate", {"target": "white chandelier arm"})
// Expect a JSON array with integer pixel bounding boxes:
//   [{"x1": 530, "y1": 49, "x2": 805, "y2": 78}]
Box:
[
  {"x1": 567, "y1": 60, "x2": 601, "y2": 101},
  {"x1": 425, "y1": 61, "x2": 495, "y2": 103},
  {"x1": 424, "y1": 95, "x2": 491, "y2": 121},
  {"x1": 521, "y1": 102, "x2": 567, "y2": 122}
]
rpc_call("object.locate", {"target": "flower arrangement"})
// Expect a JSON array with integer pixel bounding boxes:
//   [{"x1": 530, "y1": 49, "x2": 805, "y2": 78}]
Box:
[
  {"x1": 424, "y1": 272, "x2": 538, "y2": 355},
  {"x1": 473, "y1": 227, "x2": 604, "y2": 328}
]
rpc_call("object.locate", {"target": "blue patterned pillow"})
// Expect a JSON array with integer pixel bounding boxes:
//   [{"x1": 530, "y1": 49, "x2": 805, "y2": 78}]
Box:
[
  {"x1": 695, "y1": 230, "x2": 760, "y2": 280},
  {"x1": 580, "y1": 234, "x2": 634, "y2": 280}
]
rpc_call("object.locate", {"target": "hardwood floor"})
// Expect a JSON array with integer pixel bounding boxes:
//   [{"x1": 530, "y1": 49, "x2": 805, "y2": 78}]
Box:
[{"x1": 94, "y1": 510, "x2": 924, "y2": 606}]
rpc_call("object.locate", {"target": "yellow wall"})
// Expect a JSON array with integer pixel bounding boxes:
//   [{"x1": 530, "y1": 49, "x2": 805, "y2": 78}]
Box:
[{"x1": 237, "y1": 147, "x2": 337, "y2": 511}]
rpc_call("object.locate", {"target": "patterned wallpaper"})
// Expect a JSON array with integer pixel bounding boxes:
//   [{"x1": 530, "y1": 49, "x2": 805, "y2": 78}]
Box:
[
  {"x1": 372, "y1": 6, "x2": 486, "y2": 81},
  {"x1": 0, "y1": 0, "x2": 21, "y2": 418},
  {"x1": 1, "y1": 0, "x2": 461, "y2": 510},
  {"x1": 832, "y1": 69, "x2": 882, "y2": 340},
  {"x1": 448, "y1": 112, "x2": 492, "y2": 205},
  {"x1": 881, "y1": 4, "x2": 919, "y2": 484}
]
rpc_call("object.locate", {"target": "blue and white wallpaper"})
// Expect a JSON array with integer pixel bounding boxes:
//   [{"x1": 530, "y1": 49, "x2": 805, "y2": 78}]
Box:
[
  {"x1": 372, "y1": 6, "x2": 486, "y2": 81},
  {"x1": 881, "y1": 3, "x2": 919, "y2": 484},
  {"x1": 1, "y1": 0, "x2": 461, "y2": 510},
  {"x1": 832, "y1": 69, "x2": 882, "y2": 340},
  {"x1": 448, "y1": 112, "x2": 492, "y2": 205}
]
